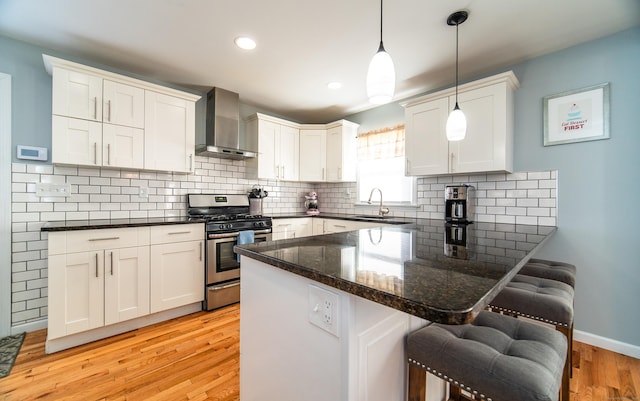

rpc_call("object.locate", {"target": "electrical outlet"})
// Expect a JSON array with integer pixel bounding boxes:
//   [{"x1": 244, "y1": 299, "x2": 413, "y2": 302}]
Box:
[
  {"x1": 139, "y1": 186, "x2": 149, "y2": 198},
  {"x1": 308, "y1": 284, "x2": 339, "y2": 337}
]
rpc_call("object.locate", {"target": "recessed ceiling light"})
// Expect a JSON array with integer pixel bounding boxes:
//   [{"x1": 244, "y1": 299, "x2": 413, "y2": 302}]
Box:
[
  {"x1": 235, "y1": 36, "x2": 256, "y2": 50},
  {"x1": 327, "y1": 82, "x2": 342, "y2": 90}
]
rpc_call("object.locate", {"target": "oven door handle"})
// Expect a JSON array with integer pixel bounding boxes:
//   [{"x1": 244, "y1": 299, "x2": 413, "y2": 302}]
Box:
[{"x1": 207, "y1": 229, "x2": 272, "y2": 240}]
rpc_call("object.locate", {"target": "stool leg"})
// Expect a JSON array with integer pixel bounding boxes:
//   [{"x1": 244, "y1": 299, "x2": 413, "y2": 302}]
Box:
[
  {"x1": 408, "y1": 363, "x2": 426, "y2": 401},
  {"x1": 557, "y1": 324, "x2": 573, "y2": 379}
]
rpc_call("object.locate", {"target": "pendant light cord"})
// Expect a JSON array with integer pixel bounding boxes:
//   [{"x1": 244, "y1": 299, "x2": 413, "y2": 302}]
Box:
[
  {"x1": 378, "y1": 0, "x2": 384, "y2": 51},
  {"x1": 454, "y1": 21, "x2": 459, "y2": 106}
]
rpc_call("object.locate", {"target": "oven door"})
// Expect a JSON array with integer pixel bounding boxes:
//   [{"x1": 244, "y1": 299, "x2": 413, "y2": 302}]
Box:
[{"x1": 206, "y1": 230, "x2": 271, "y2": 285}]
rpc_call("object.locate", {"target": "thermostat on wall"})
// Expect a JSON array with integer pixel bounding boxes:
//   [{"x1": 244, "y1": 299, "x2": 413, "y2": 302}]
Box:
[{"x1": 17, "y1": 145, "x2": 48, "y2": 161}]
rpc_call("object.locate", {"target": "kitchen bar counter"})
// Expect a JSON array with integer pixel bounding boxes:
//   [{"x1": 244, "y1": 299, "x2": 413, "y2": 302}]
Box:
[
  {"x1": 237, "y1": 219, "x2": 556, "y2": 401},
  {"x1": 235, "y1": 219, "x2": 556, "y2": 324},
  {"x1": 41, "y1": 216, "x2": 202, "y2": 232}
]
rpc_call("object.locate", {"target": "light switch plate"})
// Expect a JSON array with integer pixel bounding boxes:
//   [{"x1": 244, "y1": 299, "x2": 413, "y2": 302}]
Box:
[{"x1": 35, "y1": 183, "x2": 71, "y2": 197}]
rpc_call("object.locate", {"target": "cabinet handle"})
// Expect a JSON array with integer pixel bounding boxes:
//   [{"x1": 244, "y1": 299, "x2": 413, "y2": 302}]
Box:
[
  {"x1": 189, "y1": 154, "x2": 193, "y2": 171},
  {"x1": 322, "y1": 168, "x2": 325, "y2": 180},
  {"x1": 94, "y1": 142, "x2": 97, "y2": 165},
  {"x1": 335, "y1": 225, "x2": 347, "y2": 228},
  {"x1": 88, "y1": 236, "x2": 120, "y2": 241},
  {"x1": 406, "y1": 158, "x2": 410, "y2": 174},
  {"x1": 282, "y1": 166, "x2": 285, "y2": 179},
  {"x1": 106, "y1": 100, "x2": 111, "y2": 122},
  {"x1": 110, "y1": 251, "x2": 114, "y2": 276},
  {"x1": 107, "y1": 144, "x2": 111, "y2": 165},
  {"x1": 93, "y1": 97, "x2": 98, "y2": 119},
  {"x1": 199, "y1": 241, "x2": 203, "y2": 261},
  {"x1": 168, "y1": 231, "x2": 191, "y2": 235},
  {"x1": 450, "y1": 152, "x2": 455, "y2": 172},
  {"x1": 95, "y1": 253, "x2": 99, "y2": 278},
  {"x1": 276, "y1": 165, "x2": 280, "y2": 179}
]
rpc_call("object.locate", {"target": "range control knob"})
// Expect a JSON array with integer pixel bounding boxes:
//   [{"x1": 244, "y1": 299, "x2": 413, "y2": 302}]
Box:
[
  {"x1": 254, "y1": 221, "x2": 265, "y2": 228},
  {"x1": 226, "y1": 224, "x2": 233, "y2": 229},
  {"x1": 218, "y1": 224, "x2": 225, "y2": 230}
]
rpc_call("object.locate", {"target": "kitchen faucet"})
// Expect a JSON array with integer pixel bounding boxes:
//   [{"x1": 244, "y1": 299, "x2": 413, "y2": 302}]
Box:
[{"x1": 367, "y1": 188, "x2": 390, "y2": 216}]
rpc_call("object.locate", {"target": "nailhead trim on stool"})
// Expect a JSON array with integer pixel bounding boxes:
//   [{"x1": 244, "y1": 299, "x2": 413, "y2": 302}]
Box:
[{"x1": 406, "y1": 312, "x2": 568, "y2": 401}]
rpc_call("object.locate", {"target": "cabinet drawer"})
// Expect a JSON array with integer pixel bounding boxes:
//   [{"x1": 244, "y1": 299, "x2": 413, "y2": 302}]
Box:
[
  {"x1": 150, "y1": 223, "x2": 204, "y2": 245},
  {"x1": 50, "y1": 227, "x2": 149, "y2": 255}
]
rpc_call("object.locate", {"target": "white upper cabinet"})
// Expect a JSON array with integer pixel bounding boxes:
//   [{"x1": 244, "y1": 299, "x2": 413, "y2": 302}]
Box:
[
  {"x1": 299, "y1": 128, "x2": 327, "y2": 181},
  {"x1": 247, "y1": 113, "x2": 359, "y2": 183},
  {"x1": 144, "y1": 91, "x2": 195, "y2": 174},
  {"x1": 52, "y1": 67, "x2": 103, "y2": 121},
  {"x1": 403, "y1": 71, "x2": 519, "y2": 176},
  {"x1": 246, "y1": 113, "x2": 300, "y2": 181},
  {"x1": 102, "y1": 80, "x2": 145, "y2": 129},
  {"x1": 44, "y1": 54, "x2": 200, "y2": 173},
  {"x1": 325, "y1": 120, "x2": 359, "y2": 182}
]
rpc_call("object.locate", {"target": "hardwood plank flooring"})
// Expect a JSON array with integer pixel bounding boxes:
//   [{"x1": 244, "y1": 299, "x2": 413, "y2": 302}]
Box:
[{"x1": 1, "y1": 303, "x2": 638, "y2": 400}]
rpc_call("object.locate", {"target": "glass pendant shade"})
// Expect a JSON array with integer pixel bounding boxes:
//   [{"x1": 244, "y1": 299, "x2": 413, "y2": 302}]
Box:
[
  {"x1": 446, "y1": 104, "x2": 467, "y2": 141},
  {"x1": 367, "y1": 44, "x2": 395, "y2": 104}
]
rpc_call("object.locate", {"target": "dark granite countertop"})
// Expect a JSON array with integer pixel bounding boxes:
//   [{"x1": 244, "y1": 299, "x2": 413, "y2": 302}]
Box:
[
  {"x1": 235, "y1": 219, "x2": 556, "y2": 324},
  {"x1": 41, "y1": 217, "x2": 204, "y2": 232},
  {"x1": 269, "y1": 212, "x2": 414, "y2": 225}
]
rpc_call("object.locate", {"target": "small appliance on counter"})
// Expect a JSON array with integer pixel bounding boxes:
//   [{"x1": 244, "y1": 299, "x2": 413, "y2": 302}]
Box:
[
  {"x1": 445, "y1": 184, "x2": 474, "y2": 223},
  {"x1": 444, "y1": 222, "x2": 472, "y2": 260},
  {"x1": 304, "y1": 191, "x2": 319, "y2": 215},
  {"x1": 248, "y1": 185, "x2": 268, "y2": 216}
]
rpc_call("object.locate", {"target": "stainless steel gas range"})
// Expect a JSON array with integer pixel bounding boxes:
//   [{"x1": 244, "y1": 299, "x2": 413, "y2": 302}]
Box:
[{"x1": 187, "y1": 194, "x2": 272, "y2": 311}]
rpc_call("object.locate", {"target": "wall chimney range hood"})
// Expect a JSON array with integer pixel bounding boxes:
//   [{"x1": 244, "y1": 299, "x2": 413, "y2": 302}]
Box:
[{"x1": 196, "y1": 87, "x2": 256, "y2": 159}]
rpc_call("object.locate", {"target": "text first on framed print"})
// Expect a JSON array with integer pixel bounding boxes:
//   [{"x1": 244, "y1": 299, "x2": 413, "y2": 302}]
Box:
[{"x1": 543, "y1": 82, "x2": 610, "y2": 146}]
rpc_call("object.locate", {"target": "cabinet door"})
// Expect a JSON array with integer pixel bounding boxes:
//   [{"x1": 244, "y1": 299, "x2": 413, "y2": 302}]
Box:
[
  {"x1": 257, "y1": 119, "x2": 279, "y2": 180},
  {"x1": 48, "y1": 252, "x2": 104, "y2": 339},
  {"x1": 312, "y1": 218, "x2": 324, "y2": 235},
  {"x1": 272, "y1": 219, "x2": 297, "y2": 240},
  {"x1": 299, "y1": 129, "x2": 326, "y2": 181},
  {"x1": 52, "y1": 67, "x2": 103, "y2": 121},
  {"x1": 104, "y1": 247, "x2": 150, "y2": 325},
  {"x1": 150, "y1": 240, "x2": 204, "y2": 313},
  {"x1": 326, "y1": 126, "x2": 353, "y2": 182},
  {"x1": 404, "y1": 97, "x2": 449, "y2": 175},
  {"x1": 102, "y1": 124, "x2": 144, "y2": 169},
  {"x1": 278, "y1": 124, "x2": 300, "y2": 181},
  {"x1": 451, "y1": 84, "x2": 510, "y2": 173},
  {"x1": 144, "y1": 91, "x2": 196, "y2": 173},
  {"x1": 52, "y1": 115, "x2": 102, "y2": 166},
  {"x1": 103, "y1": 80, "x2": 145, "y2": 128},
  {"x1": 295, "y1": 219, "x2": 313, "y2": 238}
]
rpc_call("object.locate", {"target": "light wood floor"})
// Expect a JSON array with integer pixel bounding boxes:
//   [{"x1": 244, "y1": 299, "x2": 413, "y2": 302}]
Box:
[{"x1": 1, "y1": 303, "x2": 638, "y2": 401}]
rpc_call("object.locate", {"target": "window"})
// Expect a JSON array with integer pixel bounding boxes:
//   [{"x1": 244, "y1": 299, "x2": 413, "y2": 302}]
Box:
[{"x1": 357, "y1": 125, "x2": 415, "y2": 205}]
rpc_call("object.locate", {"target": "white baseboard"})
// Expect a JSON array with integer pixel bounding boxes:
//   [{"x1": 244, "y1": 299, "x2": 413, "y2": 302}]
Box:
[
  {"x1": 574, "y1": 329, "x2": 640, "y2": 359},
  {"x1": 11, "y1": 318, "x2": 48, "y2": 335}
]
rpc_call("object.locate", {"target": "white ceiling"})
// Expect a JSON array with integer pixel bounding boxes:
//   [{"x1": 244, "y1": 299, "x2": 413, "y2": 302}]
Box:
[{"x1": 0, "y1": 0, "x2": 638, "y2": 123}]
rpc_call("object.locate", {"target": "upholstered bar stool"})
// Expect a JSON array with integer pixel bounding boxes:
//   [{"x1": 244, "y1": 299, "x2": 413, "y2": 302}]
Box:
[
  {"x1": 488, "y1": 273, "x2": 574, "y2": 383},
  {"x1": 407, "y1": 311, "x2": 568, "y2": 401},
  {"x1": 518, "y1": 258, "x2": 577, "y2": 288}
]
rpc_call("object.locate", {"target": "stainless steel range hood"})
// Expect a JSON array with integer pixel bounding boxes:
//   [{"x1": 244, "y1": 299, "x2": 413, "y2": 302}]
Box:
[{"x1": 196, "y1": 87, "x2": 256, "y2": 159}]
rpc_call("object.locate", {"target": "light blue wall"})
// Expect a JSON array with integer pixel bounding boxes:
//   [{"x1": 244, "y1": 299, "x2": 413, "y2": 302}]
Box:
[
  {"x1": 509, "y1": 27, "x2": 640, "y2": 347},
  {"x1": 345, "y1": 27, "x2": 640, "y2": 347}
]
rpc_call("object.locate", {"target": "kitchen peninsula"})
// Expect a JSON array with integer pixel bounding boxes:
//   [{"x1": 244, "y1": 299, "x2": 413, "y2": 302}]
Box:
[{"x1": 235, "y1": 219, "x2": 556, "y2": 401}]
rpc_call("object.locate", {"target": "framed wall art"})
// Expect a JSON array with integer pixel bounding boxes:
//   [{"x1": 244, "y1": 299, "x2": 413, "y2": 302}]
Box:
[{"x1": 543, "y1": 82, "x2": 610, "y2": 146}]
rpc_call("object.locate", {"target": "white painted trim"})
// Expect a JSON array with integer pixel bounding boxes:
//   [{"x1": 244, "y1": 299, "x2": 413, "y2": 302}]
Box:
[
  {"x1": 10, "y1": 318, "x2": 47, "y2": 336},
  {"x1": 574, "y1": 329, "x2": 640, "y2": 359},
  {"x1": 0, "y1": 72, "x2": 11, "y2": 338}
]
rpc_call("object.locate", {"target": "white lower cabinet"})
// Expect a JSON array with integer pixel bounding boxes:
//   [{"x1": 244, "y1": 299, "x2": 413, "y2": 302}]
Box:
[
  {"x1": 47, "y1": 227, "x2": 150, "y2": 340},
  {"x1": 46, "y1": 223, "x2": 204, "y2": 352},
  {"x1": 272, "y1": 218, "x2": 313, "y2": 240},
  {"x1": 149, "y1": 224, "x2": 204, "y2": 313},
  {"x1": 321, "y1": 218, "x2": 383, "y2": 234}
]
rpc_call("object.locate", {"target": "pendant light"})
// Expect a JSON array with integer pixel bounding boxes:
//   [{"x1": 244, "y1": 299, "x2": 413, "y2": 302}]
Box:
[
  {"x1": 445, "y1": 10, "x2": 468, "y2": 141},
  {"x1": 366, "y1": 0, "x2": 395, "y2": 104}
]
